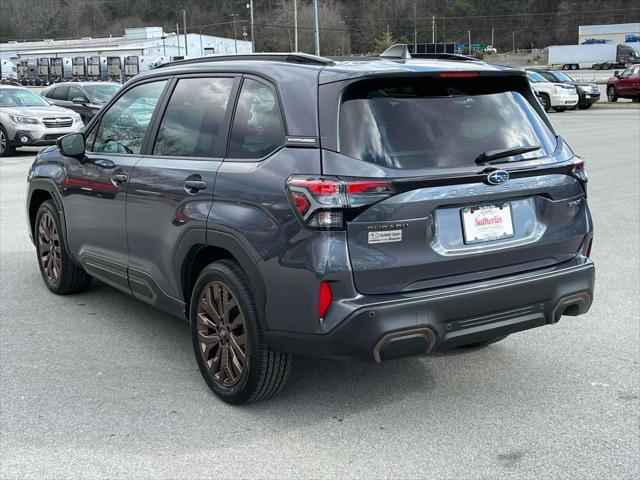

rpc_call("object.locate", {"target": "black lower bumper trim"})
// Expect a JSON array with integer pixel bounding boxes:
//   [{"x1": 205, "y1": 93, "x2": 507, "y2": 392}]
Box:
[{"x1": 265, "y1": 260, "x2": 595, "y2": 362}]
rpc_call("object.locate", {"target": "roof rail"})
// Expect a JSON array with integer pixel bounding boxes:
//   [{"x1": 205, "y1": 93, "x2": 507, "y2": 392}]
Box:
[
  {"x1": 157, "y1": 53, "x2": 334, "y2": 68},
  {"x1": 380, "y1": 44, "x2": 480, "y2": 62}
]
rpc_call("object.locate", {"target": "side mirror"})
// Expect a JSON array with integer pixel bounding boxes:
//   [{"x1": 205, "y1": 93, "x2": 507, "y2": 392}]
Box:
[
  {"x1": 72, "y1": 96, "x2": 87, "y2": 104},
  {"x1": 57, "y1": 132, "x2": 85, "y2": 159},
  {"x1": 613, "y1": 70, "x2": 620, "y2": 77}
]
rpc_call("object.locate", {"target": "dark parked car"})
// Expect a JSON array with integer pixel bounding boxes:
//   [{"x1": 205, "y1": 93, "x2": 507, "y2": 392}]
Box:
[
  {"x1": 533, "y1": 69, "x2": 600, "y2": 109},
  {"x1": 41, "y1": 82, "x2": 121, "y2": 122},
  {"x1": 27, "y1": 52, "x2": 595, "y2": 404},
  {"x1": 607, "y1": 65, "x2": 640, "y2": 102}
]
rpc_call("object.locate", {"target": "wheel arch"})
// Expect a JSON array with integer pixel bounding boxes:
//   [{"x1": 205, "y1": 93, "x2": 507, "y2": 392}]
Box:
[
  {"x1": 27, "y1": 179, "x2": 67, "y2": 249},
  {"x1": 181, "y1": 231, "x2": 268, "y2": 329}
]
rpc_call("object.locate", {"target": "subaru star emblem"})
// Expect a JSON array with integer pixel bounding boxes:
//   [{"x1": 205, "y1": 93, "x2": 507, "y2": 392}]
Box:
[{"x1": 487, "y1": 170, "x2": 509, "y2": 185}]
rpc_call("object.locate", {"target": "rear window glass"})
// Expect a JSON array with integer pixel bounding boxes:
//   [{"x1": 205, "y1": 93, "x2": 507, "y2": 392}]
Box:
[{"x1": 338, "y1": 80, "x2": 556, "y2": 170}]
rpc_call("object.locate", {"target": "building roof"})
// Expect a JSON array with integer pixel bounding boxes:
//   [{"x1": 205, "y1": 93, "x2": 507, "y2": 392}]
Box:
[{"x1": 579, "y1": 23, "x2": 640, "y2": 35}]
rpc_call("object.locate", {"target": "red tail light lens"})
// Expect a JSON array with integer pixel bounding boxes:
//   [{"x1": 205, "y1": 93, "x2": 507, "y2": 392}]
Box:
[
  {"x1": 319, "y1": 281, "x2": 332, "y2": 319},
  {"x1": 584, "y1": 238, "x2": 593, "y2": 258},
  {"x1": 286, "y1": 176, "x2": 396, "y2": 230},
  {"x1": 572, "y1": 157, "x2": 588, "y2": 183}
]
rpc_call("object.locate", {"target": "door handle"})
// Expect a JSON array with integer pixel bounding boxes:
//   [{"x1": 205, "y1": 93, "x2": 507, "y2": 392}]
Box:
[
  {"x1": 184, "y1": 179, "x2": 208, "y2": 192},
  {"x1": 111, "y1": 173, "x2": 128, "y2": 183}
]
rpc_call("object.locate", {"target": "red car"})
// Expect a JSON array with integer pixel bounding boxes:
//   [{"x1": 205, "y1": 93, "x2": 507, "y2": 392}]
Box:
[{"x1": 607, "y1": 65, "x2": 640, "y2": 102}]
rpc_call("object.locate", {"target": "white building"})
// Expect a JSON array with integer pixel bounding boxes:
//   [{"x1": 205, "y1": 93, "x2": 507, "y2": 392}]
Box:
[
  {"x1": 578, "y1": 23, "x2": 640, "y2": 45},
  {"x1": 0, "y1": 26, "x2": 252, "y2": 60}
]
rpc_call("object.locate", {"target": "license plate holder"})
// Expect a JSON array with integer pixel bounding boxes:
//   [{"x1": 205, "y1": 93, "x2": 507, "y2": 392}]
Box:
[{"x1": 461, "y1": 203, "x2": 514, "y2": 245}]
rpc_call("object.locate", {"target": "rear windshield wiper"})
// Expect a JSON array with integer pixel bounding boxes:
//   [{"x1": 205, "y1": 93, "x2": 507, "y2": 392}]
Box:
[{"x1": 475, "y1": 145, "x2": 541, "y2": 165}]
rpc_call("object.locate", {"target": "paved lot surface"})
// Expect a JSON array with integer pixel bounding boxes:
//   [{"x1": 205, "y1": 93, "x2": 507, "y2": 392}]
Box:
[{"x1": 1, "y1": 109, "x2": 639, "y2": 479}]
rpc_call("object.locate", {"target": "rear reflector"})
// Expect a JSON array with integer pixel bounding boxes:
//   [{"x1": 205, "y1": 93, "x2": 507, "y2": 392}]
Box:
[{"x1": 319, "y1": 281, "x2": 332, "y2": 319}]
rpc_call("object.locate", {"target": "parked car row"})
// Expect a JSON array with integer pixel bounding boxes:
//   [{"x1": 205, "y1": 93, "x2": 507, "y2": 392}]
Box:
[
  {"x1": 0, "y1": 82, "x2": 121, "y2": 156},
  {"x1": 526, "y1": 66, "x2": 640, "y2": 110}
]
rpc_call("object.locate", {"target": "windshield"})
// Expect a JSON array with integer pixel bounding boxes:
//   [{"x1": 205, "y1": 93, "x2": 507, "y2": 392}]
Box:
[
  {"x1": 84, "y1": 84, "x2": 120, "y2": 104},
  {"x1": 552, "y1": 72, "x2": 574, "y2": 82},
  {"x1": 0, "y1": 88, "x2": 49, "y2": 107},
  {"x1": 527, "y1": 71, "x2": 547, "y2": 83},
  {"x1": 339, "y1": 87, "x2": 556, "y2": 170}
]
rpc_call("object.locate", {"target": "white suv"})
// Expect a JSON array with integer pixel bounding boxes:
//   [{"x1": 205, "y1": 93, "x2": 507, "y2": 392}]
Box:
[
  {"x1": 526, "y1": 71, "x2": 578, "y2": 112},
  {"x1": 0, "y1": 86, "x2": 83, "y2": 157}
]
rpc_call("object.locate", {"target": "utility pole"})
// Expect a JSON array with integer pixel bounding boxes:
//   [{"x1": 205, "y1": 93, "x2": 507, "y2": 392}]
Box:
[
  {"x1": 512, "y1": 32, "x2": 515, "y2": 53},
  {"x1": 182, "y1": 9, "x2": 188, "y2": 56},
  {"x1": 491, "y1": 27, "x2": 494, "y2": 47},
  {"x1": 247, "y1": 1, "x2": 254, "y2": 52},
  {"x1": 293, "y1": 0, "x2": 298, "y2": 52},
  {"x1": 312, "y1": 0, "x2": 320, "y2": 56},
  {"x1": 413, "y1": 1, "x2": 417, "y2": 53},
  {"x1": 176, "y1": 22, "x2": 180, "y2": 55},
  {"x1": 231, "y1": 13, "x2": 239, "y2": 54},
  {"x1": 468, "y1": 30, "x2": 471, "y2": 54},
  {"x1": 432, "y1": 16, "x2": 435, "y2": 43}
]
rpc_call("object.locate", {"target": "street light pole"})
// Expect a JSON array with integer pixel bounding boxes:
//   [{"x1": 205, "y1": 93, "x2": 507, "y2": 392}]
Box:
[
  {"x1": 294, "y1": 0, "x2": 298, "y2": 52},
  {"x1": 312, "y1": 0, "x2": 320, "y2": 56},
  {"x1": 432, "y1": 16, "x2": 435, "y2": 43},
  {"x1": 182, "y1": 9, "x2": 188, "y2": 56},
  {"x1": 413, "y1": 1, "x2": 417, "y2": 53},
  {"x1": 231, "y1": 13, "x2": 239, "y2": 54},
  {"x1": 247, "y1": 1, "x2": 254, "y2": 52}
]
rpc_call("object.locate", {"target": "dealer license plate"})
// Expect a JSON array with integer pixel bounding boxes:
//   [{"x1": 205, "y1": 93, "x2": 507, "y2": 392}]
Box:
[{"x1": 461, "y1": 203, "x2": 514, "y2": 244}]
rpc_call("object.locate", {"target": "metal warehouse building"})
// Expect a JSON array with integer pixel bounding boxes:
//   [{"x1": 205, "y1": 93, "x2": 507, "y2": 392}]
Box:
[
  {"x1": 578, "y1": 23, "x2": 640, "y2": 44},
  {"x1": 0, "y1": 26, "x2": 252, "y2": 60}
]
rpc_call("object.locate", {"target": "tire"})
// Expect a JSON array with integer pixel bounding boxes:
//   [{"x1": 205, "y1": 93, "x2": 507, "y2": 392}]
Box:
[
  {"x1": 190, "y1": 259, "x2": 291, "y2": 404},
  {"x1": 539, "y1": 93, "x2": 552, "y2": 112},
  {"x1": 593, "y1": 63, "x2": 601, "y2": 70},
  {"x1": 552, "y1": 107, "x2": 567, "y2": 112},
  {"x1": 34, "y1": 200, "x2": 92, "y2": 294},
  {"x1": 455, "y1": 335, "x2": 509, "y2": 349},
  {"x1": 562, "y1": 64, "x2": 570, "y2": 70},
  {"x1": 602, "y1": 63, "x2": 610, "y2": 70},
  {"x1": 0, "y1": 125, "x2": 16, "y2": 157},
  {"x1": 571, "y1": 64, "x2": 579, "y2": 70},
  {"x1": 607, "y1": 86, "x2": 618, "y2": 102},
  {"x1": 633, "y1": 97, "x2": 640, "y2": 103},
  {"x1": 578, "y1": 102, "x2": 593, "y2": 110}
]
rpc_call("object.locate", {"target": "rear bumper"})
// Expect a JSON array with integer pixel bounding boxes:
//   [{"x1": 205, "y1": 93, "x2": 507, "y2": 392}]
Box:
[{"x1": 264, "y1": 258, "x2": 595, "y2": 361}]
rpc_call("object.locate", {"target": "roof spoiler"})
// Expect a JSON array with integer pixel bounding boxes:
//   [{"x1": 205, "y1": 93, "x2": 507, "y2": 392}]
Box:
[{"x1": 380, "y1": 44, "x2": 480, "y2": 62}]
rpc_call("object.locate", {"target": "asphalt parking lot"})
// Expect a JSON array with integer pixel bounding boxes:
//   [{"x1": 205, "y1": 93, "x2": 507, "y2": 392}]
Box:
[{"x1": 1, "y1": 108, "x2": 639, "y2": 480}]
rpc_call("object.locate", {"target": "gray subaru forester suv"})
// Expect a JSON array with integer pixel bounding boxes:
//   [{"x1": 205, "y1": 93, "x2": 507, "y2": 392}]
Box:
[{"x1": 26, "y1": 49, "x2": 595, "y2": 404}]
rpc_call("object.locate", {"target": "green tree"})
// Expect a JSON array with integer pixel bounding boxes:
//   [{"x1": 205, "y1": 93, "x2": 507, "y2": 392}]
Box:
[{"x1": 374, "y1": 31, "x2": 395, "y2": 54}]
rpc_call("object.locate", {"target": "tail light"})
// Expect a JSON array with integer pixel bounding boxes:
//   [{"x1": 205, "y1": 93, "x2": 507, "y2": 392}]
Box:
[
  {"x1": 583, "y1": 237, "x2": 593, "y2": 258},
  {"x1": 571, "y1": 157, "x2": 588, "y2": 183},
  {"x1": 286, "y1": 176, "x2": 396, "y2": 230}
]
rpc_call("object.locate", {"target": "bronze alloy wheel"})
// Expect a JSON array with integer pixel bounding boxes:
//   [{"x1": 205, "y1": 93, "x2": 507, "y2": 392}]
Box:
[
  {"x1": 38, "y1": 212, "x2": 62, "y2": 284},
  {"x1": 196, "y1": 281, "x2": 247, "y2": 387}
]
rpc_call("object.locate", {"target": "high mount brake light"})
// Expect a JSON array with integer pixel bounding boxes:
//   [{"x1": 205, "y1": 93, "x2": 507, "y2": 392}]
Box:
[
  {"x1": 286, "y1": 176, "x2": 396, "y2": 230},
  {"x1": 437, "y1": 71, "x2": 480, "y2": 78}
]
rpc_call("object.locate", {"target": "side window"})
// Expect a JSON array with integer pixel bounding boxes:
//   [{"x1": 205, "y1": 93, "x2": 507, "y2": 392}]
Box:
[
  {"x1": 69, "y1": 86, "x2": 88, "y2": 102},
  {"x1": 228, "y1": 79, "x2": 284, "y2": 159},
  {"x1": 51, "y1": 86, "x2": 69, "y2": 100},
  {"x1": 42, "y1": 88, "x2": 53, "y2": 98},
  {"x1": 153, "y1": 77, "x2": 234, "y2": 157},
  {"x1": 93, "y1": 81, "x2": 167, "y2": 155}
]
